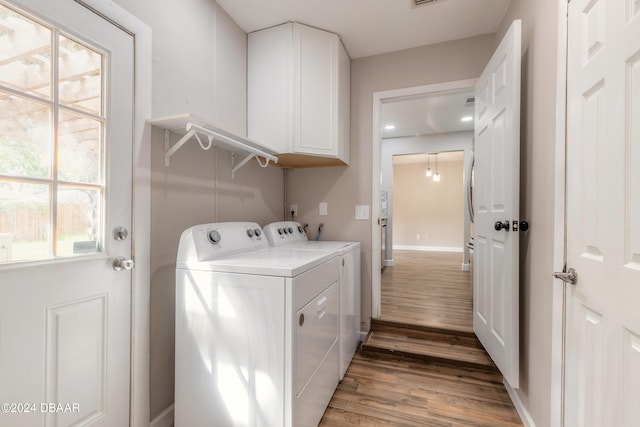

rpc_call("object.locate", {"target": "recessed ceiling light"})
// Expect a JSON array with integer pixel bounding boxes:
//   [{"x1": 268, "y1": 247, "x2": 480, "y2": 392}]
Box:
[
  {"x1": 461, "y1": 116, "x2": 473, "y2": 122},
  {"x1": 384, "y1": 124, "x2": 396, "y2": 130}
]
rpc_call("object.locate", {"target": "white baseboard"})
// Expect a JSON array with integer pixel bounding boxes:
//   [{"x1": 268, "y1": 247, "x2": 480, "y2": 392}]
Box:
[
  {"x1": 150, "y1": 404, "x2": 174, "y2": 427},
  {"x1": 393, "y1": 245, "x2": 463, "y2": 253},
  {"x1": 504, "y1": 380, "x2": 536, "y2": 427}
]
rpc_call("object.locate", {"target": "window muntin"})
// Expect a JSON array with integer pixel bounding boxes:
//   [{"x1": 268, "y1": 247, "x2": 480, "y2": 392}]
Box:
[{"x1": 0, "y1": 2, "x2": 106, "y2": 263}]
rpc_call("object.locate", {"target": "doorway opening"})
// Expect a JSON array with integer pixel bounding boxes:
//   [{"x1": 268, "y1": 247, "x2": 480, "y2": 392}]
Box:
[
  {"x1": 371, "y1": 79, "x2": 476, "y2": 327},
  {"x1": 383, "y1": 150, "x2": 473, "y2": 331}
]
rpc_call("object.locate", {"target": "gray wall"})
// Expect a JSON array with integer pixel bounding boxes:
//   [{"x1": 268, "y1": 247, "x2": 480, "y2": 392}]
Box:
[
  {"x1": 392, "y1": 159, "x2": 465, "y2": 248},
  {"x1": 113, "y1": 0, "x2": 284, "y2": 419}
]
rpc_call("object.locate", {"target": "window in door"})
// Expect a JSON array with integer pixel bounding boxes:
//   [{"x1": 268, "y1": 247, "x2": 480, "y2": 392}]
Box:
[{"x1": 0, "y1": 1, "x2": 106, "y2": 263}]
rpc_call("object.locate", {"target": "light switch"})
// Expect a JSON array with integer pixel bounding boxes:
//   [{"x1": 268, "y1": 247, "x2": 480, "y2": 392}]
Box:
[
  {"x1": 355, "y1": 205, "x2": 370, "y2": 220},
  {"x1": 319, "y1": 202, "x2": 328, "y2": 216}
]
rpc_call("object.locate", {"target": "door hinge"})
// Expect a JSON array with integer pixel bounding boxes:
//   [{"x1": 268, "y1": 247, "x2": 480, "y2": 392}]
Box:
[{"x1": 553, "y1": 266, "x2": 577, "y2": 285}]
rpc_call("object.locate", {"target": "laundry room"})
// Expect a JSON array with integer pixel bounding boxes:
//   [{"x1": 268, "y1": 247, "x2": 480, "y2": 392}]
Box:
[{"x1": 0, "y1": 0, "x2": 596, "y2": 427}]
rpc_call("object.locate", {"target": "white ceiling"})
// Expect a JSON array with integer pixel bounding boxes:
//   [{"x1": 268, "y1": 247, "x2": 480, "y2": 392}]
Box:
[
  {"x1": 217, "y1": 0, "x2": 511, "y2": 59},
  {"x1": 381, "y1": 89, "x2": 475, "y2": 139}
]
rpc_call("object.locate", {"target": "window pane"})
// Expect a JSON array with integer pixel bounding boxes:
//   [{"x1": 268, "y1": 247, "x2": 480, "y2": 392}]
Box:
[
  {"x1": 58, "y1": 110, "x2": 101, "y2": 184},
  {"x1": 0, "y1": 180, "x2": 50, "y2": 262},
  {"x1": 56, "y1": 186, "x2": 101, "y2": 257},
  {"x1": 0, "y1": 3, "x2": 52, "y2": 99},
  {"x1": 59, "y1": 35, "x2": 102, "y2": 115},
  {"x1": 0, "y1": 91, "x2": 52, "y2": 178}
]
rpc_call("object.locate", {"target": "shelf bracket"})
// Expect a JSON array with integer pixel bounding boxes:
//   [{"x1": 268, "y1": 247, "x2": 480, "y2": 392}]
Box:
[
  {"x1": 231, "y1": 152, "x2": 252, "y2": 179},
  {"x1": 164, "y1": 129, "x2": 197, "y2": 167},
  {"x1": 161, "y1": 120, "x2": 278, "y2": 174}
]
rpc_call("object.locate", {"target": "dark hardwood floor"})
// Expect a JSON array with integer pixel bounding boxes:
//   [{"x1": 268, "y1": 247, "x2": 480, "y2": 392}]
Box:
[
  {"x1": 319, "y1": 250, "x2": 523, "y2": 426},
  {"x1": 380, "y1": 250, "x2": 473, "y2": 333}
]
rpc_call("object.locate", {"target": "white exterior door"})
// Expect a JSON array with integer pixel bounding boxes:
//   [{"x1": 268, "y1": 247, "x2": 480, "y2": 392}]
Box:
[
  {"x1": 564, "y1": 0, "x2": 640, "y2": 425},
  {"x1": 0, "y1": 0, "x2": 134, "y2": 426},
  {"x1": 473, "y1": 20, "x2": 521, "y2": 389}
]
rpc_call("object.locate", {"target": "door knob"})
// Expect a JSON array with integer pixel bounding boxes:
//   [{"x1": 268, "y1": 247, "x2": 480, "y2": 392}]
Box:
[
  {"x1": 494, "y1": 220, "x2": 510, "y2": 231},
  {"x1": 113, "y1": 256, "x2": 135, "y2": 271}
]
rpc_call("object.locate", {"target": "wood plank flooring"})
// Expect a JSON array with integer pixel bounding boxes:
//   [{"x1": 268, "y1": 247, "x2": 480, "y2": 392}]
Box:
[
  {"x1": 362, "y1": 322, "x2": 496, "y2": 371},
  {"x1": 319, "y1": 250, "x2": 522, "y2": 426},
  {"x1": 380, "y1": 250, "x2": 473, "y2": 333},
  {"x1": 319, "y1": 352, "x2": 522, "y2": 427}
]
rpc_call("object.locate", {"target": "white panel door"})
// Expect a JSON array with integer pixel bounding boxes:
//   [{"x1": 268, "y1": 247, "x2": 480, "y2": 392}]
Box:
[
  {"x1": 0, "y1": 0, "x2": 134, "y2": 426},
  {"x1": 473, "y1": 20, "x2": 521, "y2": 389},
  {"x1": 565, "y1": 0, "x2": 640, "y2": 425}
]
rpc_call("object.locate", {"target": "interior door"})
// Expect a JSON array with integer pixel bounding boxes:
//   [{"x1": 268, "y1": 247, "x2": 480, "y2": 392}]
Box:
[
  {"x1": 0, "y1": 0, "x2": 134, "y2": 426},
  {"x1": 473, "y1": 19, "x2": 521, "y2": 389},
  {"x1": 564, "y1": 0, "x2": 640, "y2": 425}
]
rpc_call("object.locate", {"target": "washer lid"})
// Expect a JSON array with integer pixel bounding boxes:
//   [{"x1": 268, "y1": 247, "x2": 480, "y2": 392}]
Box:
[{"x1": 177, "y1": 247, "x2": 336, "y2": 277}]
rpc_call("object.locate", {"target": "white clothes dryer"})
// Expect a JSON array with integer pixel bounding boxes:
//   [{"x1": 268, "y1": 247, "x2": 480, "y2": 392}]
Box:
[
  {"x1": 175, "y1": 222, "x2": 340, "y2": 427},
  {"x1": 263, "y1": 221, "x2": 361, "y2": 380}
]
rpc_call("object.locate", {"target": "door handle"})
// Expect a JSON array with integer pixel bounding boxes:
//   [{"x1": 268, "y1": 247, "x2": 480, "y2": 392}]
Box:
[
  {"x1": 553, "y1": 268, "x2": 577, "y2": 285},
  {"x1": 113, "y1": 256, "x2": 135, "y2": 271},
  {"x1": 494, "y1": 220, "x2": 510, "y2": 231}
]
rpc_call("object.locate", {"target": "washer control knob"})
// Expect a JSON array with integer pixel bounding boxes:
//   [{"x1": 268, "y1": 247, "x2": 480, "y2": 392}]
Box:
[
  {"x1": 254, "y1": 228, "x2": 262, "y2": 237},
  {"x1": 298, "y1": 226, "x2": 303, "y2": 233},
  {"x1": 288, "y1": 227, "x2": 294, "y2": 234},
  {"x1": 208, "y1": 230, "x2": 221, "y2": 244},
  {"x1": 277, "y1": 228, "x2": 283, "y2": 235},
  {"x1": 246, "y1": 229, "x2": 255, "y2": 238},
  {"x1": 283, "y1": 228, "x2": 289, "y2": 234}
]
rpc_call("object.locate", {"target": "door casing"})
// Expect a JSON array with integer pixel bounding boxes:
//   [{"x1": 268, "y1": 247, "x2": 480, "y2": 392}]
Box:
[{"x1": 370, "y1": 78, "x2": 477, "y2": 326}]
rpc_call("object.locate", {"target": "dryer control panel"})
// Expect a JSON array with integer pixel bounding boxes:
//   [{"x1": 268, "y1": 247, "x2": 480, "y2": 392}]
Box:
[
  {"x1": 177, "y1": 222, "x2": 269, "y2": 263},
  {"x1": 263, "y1": 221, "x2": 308, "y2": 246}
]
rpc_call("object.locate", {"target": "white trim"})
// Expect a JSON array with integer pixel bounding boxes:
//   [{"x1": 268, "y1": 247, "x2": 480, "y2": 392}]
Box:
[
  {"x1": 150, "y1": 404, "x2": 174, "y2": 427},
  {"x1": 504, "y1": 379, "x2": 537, "y2": 427},
  {"x1": 77, "y1": 2, "x2": 152, "y2": 427},
  {"x1": 371, "y1": 79, "x2": 477, "y2": 322},
  {"x1": 393, "y1": 245, "x2": 464, "y2": 252},
  {"x1": 551, "y1": 0, "x2": 569, "y2": 426},
  {"x1": 384, "y1": 259, "x2": 394, "y2": 267}
]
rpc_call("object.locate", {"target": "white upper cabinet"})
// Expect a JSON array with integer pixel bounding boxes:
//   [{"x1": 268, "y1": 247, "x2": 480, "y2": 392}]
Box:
[{"x1": 248, "y1": 22, "x2": 350, "y2": 168}]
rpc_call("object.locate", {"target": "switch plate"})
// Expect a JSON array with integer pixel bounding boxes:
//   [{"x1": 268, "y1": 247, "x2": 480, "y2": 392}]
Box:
[
  {"x1": 355, "y1": 205, "x2": 370, "y2": 220},
  {"x1": 319, "y1": 202, "x2": 328, "y2": 216}
]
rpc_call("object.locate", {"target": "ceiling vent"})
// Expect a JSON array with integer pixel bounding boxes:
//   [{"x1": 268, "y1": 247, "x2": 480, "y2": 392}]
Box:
[
  {"x1": 411, "y1": 0, "x2": 444, "y2": 8},
  {"x1": 465, "y1": 97, "x2": 476, "y2": 107}
]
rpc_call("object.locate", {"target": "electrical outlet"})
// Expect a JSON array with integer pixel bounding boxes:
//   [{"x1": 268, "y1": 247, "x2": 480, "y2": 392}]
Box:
[
  {"x1": 290, "y1": 204, "x2": 298, "y2": 217},
  {"x1": 319, "y1": 202, "x2": 328, "y2": 216}
]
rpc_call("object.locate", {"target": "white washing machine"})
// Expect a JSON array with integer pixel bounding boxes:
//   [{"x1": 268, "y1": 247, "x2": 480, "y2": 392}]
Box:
[
  {"x1": 263, "y1": 221, "x2": 361, "y2": 380},
  {"x1": 175, "y1": 222, "x2": 340, "y2": 427}
]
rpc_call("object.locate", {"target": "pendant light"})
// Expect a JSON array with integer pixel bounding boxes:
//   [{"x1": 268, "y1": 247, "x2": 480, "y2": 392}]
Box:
[
  {"x1": 425, "y1": 153, "x2": 433, "y2": 177},
  {"x1": 433, "y1": 153, "x2": 441, "y2": 182}
]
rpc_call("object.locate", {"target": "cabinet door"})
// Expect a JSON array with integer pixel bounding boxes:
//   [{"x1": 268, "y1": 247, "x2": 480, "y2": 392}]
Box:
[
  {"x1": 293, "y1": 23, "x2": 338, "y2": 157},
  {"x1": 248, "y1": 23, "x2": 292, "y2": 154}
]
